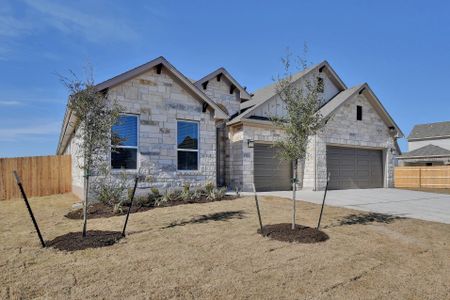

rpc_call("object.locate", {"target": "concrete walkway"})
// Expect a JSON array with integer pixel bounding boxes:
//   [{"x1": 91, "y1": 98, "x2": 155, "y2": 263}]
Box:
[{"x1": 241, "y1": 188, "x2": 450, "y2": 224}]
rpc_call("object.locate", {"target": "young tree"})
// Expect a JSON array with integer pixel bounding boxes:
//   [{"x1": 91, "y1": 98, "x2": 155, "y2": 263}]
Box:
[
  {"x1": 272, "y1": 50, "x2": 325, "y2": 230},
  {"x1": 61, "y1": 69, "x2": 122, "y2": 237}
]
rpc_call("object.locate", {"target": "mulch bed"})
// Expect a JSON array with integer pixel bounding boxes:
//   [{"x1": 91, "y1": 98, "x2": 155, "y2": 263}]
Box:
[
  {"x1": 65, "y1": 195, "x2": 238, "y2": 220},
  {"x1": 46, "y1": 231, "x2": 123, "y2": 251},
  {"x1": 258, "y1": 223, "x2": 329, "y2": 243}
]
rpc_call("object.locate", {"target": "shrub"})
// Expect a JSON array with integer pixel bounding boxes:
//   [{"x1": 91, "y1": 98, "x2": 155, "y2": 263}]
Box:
[
  {"x1": 151, "y1": 187, "x2": 160, "y2": 197},
  {"x1": 204, "y1": 181, "x2": 214, "y2": 195},
  {"x1": 205, "y1": 187, "x2": 226, "y2": 201},
  {"x1": 93, "y1": 168, "x2": 129, "y2": 207},
  {"x1": 190, "y1": 189, "x2": 203, "y2": 201}
]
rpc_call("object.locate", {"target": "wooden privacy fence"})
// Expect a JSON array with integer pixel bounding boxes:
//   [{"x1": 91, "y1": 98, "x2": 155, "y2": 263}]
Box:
[
  {"x1": 0, "y1": 155, "x2": 71, "y2": 200},
  {"x1": 394, "y1": 166, "x2": 450, "y2": 189}
]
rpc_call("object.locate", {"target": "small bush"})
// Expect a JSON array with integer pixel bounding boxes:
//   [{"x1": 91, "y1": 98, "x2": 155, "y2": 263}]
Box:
[
  {"x1": 151, "y1": 187, "x2": 160, "y2": 197},
  {"x1": 93, "y1": 168, "x2": 129, "y2": 208},
  {"x1": 204, "y1": 181, "x2": 214, "y2": 194}
]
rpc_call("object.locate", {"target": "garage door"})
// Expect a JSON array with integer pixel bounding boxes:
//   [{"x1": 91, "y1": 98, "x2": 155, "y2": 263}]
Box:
[
  {"x1": 254, "y1": 143, "x2": 292, "y2": 192},
  {"x1": 326, "y1": 146, "x2": 383, "y2": 190}
]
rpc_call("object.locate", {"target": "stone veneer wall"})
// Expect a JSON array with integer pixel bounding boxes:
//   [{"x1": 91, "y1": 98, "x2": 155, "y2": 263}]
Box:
[
  {"x1": 105, "y1": 67, "x2": 217, "y2": 190},
  {"x1": 63, "y1": 128, "x2": 85, "y2": 199},
  {"x1": 303, "y1": 93, "x2": 396, "y2": 190},
  {"x1": 227, "y1": 123, "x2": 298, "y2": 192},
  {"x1": 202, "y1": 77, "x2": 241, "y2": 117}
]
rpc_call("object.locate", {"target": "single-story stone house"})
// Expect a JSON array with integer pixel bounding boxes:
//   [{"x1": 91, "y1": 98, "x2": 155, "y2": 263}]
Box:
[
  {"x1": 397, "y1": 121, "x2": 450, "y2": 166},
  {"x1": 57, "y1": 56, "x2": 403, "y2": 198}
]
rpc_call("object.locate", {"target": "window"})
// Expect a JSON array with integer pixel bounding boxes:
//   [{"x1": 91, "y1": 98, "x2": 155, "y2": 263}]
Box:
[
  {"x1": 111, "y1": 115, "x2": 138, "y2": 169},
  {"x1": 177, "y1": 121, "x2": 199, "y2": 170},
  {"x1": 357, "y1": 105, "x2": 363, "y2": 121}
]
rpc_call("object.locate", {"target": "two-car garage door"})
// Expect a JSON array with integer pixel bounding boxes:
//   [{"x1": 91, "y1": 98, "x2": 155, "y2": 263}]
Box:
[
  {"x1": 253, "y1": 143, "x2": 384, "y2": 191},
  {"x1": 326, "y1": 146, "x2": 384, "y2": 190}
]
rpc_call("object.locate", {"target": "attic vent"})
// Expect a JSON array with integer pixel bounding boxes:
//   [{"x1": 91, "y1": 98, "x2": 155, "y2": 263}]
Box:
[
  {"x1": 317, "y1": 77, "x2": 324, "y2": 93},
  {"x1": 156, "y1": 63, "x2": 163, "y2": 74},
  {"x1": 217, "y1": 73, "x2": 222, "y2": 81},
  {"x1": 202, "y1": 81, "x2": 208, "y2": 90},
  {"x1": 357, "y1": 105, "x2": 362, "y2": 121}
]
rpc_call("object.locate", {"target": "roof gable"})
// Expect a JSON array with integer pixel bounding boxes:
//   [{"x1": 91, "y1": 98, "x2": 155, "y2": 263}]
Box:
[
  {"x1": 95, "y1": 56, "x2": 227, "y2": 119},
  {"x1": 408, "y1": 121, "x2": 450, "y2": 140},
  {"x1": 57, "y1": 56, "x2": 228, "y2": 154},
  {"x1": 228, "y1": 61, "x2": 347, "y2": 126},
  {"x1": 194, "y1": 67, "x2": 252, "y2": 100},
  {"x1": 319, "y1": 83, "x2": 404, "y2": 137}
]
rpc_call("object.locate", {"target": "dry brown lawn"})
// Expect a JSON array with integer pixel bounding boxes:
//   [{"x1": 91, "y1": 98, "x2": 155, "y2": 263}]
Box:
[{"x1": 1, "y1": 193, "x2": 449, "y2": 299}]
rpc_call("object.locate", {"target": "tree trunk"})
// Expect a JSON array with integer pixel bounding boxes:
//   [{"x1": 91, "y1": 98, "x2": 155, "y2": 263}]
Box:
[
  {"x1": 292, "y1": 159, "x2": 298, "y2": 230},
  {"x1": 82, "y1": 170, "x2": 89, "y2": 238}
]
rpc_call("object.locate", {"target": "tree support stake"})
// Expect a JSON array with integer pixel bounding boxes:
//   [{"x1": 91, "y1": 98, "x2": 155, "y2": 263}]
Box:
[
  {"x1": 13, "y1": 171, "x2": 46, "y2": 248},
  {"x1": 122, "y1": 176, "x2": 139, "y2": 237}
]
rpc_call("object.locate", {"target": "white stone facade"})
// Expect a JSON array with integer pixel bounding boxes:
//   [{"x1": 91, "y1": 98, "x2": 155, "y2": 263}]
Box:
[
  {"x1": 107, "y1": 67, "x2": 217, "y2": 189},
  {"x1": 303, "y1": 93, "x2": 396, "y2": 190},
  {"x1": 60, "y1": 58, "x2": 400, "y2": 197}
]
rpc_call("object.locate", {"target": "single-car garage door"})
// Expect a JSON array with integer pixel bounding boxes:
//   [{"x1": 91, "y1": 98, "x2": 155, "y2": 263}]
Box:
[
  {"x1": 254, "y1": 143, "x2": 292, "y2": 192},
  {"x1": 326, "y1": 146, "x2": 383, "y2": 190}
]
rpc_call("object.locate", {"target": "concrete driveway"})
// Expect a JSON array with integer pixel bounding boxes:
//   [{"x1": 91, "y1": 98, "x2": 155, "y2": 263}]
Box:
[{"x1": 247, "y1": 188, "x2": 450, "y2": 224}]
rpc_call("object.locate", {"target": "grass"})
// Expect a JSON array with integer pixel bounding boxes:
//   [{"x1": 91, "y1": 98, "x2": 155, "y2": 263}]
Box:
[{"x1": 1, "y1": 193, "x2": 450, "y2": 299}]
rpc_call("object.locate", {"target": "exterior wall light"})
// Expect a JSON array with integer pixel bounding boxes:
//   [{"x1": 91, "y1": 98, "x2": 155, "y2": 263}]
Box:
[{"x1": 247, "y1": 139, "x2": 255, "y2": 148}]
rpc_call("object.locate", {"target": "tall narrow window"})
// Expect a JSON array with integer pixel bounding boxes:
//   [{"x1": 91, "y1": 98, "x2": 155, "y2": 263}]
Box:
[
  {"x1": 111, "y1": 114, "x2": 138, "y2": 169},
  {"x1": 177, "y1": 121, "x2": 199, "y2": 170},
  {"x1": 357, "y1": 105, "x2": 363, "y2": 121}
]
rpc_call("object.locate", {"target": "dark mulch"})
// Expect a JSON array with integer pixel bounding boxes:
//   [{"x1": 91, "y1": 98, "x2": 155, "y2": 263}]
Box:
[
  {"x1": 46, "y1": 231, "x2": 123, "y2": 252},
  {"x1": 65, "y1": 195, "x2": 237, "y2": 220},
  {"x1": 337, "y1": 212, "x2": 403, "y2": 226},
  {"x1": 163, "y1": 210, "x2": 246, "y2": 228},
  {"x1": 258, "y1": 223, "x2": 329, "y2": 243}
]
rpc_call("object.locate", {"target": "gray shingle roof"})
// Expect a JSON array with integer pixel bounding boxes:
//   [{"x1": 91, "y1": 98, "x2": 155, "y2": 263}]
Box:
[
  {"x1": 399, "y1": 144, "x2": 450, "y2": 158},
  {"x1": 408, "y1": 121, "x2": 450, "y2": 140}
]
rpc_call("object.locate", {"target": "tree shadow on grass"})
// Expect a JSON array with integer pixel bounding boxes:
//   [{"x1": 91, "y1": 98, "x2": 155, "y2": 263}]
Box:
[
  {"x1": 163, "y1": 210, "x2": 246, "y2": 229},
  {"x1": 335, "y1": 212, "x2": 405, "y2": 227}
]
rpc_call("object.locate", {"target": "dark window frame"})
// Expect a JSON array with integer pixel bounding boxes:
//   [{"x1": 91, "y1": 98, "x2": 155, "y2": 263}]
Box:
[
  {"x1": 111, "y1": 114, "x2": 139, "y2": 170},
  {"x1": 357, "y1": 105, "x2": 363, "y2": 121},
  {"x1": 177, "y1": 120, "x2": 199, "y2": 171}
]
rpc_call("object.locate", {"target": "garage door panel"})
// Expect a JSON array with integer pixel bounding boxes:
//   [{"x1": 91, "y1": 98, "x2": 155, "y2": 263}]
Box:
[
  {"x1": 254, "y1": 144, "x2": 292, "y2": 192},
  {"x1": 327, "y1": 146, "x2": 383, "y2": 190}
]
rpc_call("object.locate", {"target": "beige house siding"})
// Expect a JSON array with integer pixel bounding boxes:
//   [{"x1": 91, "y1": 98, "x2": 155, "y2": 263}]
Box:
[
  {"x1": 248, "y1": 71, "x2": 340, "y2": 119},
  {"x1": 408, "y1": 138, "x2": 450, "y2": 151}
]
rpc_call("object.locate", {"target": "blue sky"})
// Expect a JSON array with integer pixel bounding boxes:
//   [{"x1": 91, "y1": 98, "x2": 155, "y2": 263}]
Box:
[{"x1": 1, "y1": 0, "x2": 449, "y2": 157}]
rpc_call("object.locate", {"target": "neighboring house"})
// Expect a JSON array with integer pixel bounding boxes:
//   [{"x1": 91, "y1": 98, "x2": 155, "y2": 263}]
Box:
[
  {"x1": 397, "y1": 121, "x2": 450, "y2": 166},
  {"x1": 57, "y1": 56, "x2": 403, "y2": 198}
]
